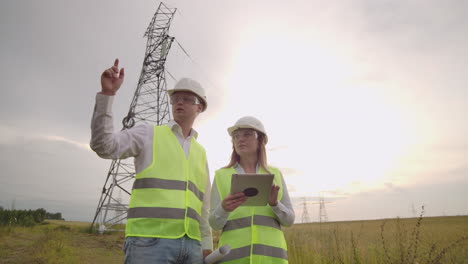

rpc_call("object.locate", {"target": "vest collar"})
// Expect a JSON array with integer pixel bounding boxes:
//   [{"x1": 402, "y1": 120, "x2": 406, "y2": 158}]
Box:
[
  {"x1": 168, "y1": 119, "x2": 198, "y2": 139},
  {"x1": 234, "y1": 162, "x2": 260, "y2": 173}
]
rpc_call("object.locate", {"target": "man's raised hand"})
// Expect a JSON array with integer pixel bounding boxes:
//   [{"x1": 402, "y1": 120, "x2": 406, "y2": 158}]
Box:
[{"x1": 100, "y1": 58, "x2": 125, "y2": 95}]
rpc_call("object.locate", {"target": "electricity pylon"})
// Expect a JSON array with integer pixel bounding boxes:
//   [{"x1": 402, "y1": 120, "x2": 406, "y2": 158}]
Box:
[
  {"x1": 90, "y1": 2, "x2": 177, "y2": 233},
  {"x1": 319, "y1": 192, "x2": 329, "y2": 223},
  {"x1": 301, "y1": 197, "x2": 311, "y2": 223}
]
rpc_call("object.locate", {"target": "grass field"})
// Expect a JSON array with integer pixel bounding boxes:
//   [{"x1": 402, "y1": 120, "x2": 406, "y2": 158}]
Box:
[
  {"x1": 0, "y1": 220, "x2": 125, "y2": 263},
  {"x1": 0, "y1": 216, "x2": 466, "y2": 263},
  {"x1": 283, "y1": 216, "x2": 468, "y2": 264}
]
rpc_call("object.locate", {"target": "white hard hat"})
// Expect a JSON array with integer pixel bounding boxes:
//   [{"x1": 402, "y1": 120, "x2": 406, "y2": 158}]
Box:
[
  {"x1": 167, "y1": 78, "x2": 207, "y2": 112},
  {"x1": 227, "y1": 116, "x2": 268, "y2": 144}
]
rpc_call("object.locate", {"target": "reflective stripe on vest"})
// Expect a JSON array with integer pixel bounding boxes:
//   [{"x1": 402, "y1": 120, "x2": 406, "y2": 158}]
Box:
[
  {"x1": 223, "y1": 215, "x2": 281, "y2": 232},
  {"x1": 215, "y1": 167, "x2": 288, "y2": 263},
  {"x1": 132, "y1": 178, "x2": 204, "y2": 202},
  {"x1": 127, "y1": 207, "x2": 201, "y2": 223},
  {"x1": 125, "y1": 125, "x2": 207, "y2": 240},
  {"x1": 221, "y1": 245, "x2": 288, "y2": 262}
]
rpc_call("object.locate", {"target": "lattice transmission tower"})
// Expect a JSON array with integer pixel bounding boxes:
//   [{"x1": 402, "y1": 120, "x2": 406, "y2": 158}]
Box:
[
  {"x1": 301, "y1": 197, "x2": 311, "y2": 223},
  {"x1": 91, "y1": 2, "x2": 177, "y2": 233},
  {"x1": 319, "y1": 192, "x2": 329, "y2": 223}
]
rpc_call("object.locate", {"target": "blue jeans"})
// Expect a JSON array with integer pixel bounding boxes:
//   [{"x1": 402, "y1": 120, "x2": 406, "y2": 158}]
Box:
[{"x1": 124, "y1": 236, "x2": 203, "y2": 264}]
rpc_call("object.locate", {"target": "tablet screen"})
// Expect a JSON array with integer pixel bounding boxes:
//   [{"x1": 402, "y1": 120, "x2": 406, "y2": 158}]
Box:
[{"x1": 230, "y1": 173, "x2": 274, "y2": 206}]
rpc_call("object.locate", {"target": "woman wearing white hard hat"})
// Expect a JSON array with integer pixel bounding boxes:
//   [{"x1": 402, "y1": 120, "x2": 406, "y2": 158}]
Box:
[{"x1": 209, "y1": 116, "x2": 295, "y2": 263}]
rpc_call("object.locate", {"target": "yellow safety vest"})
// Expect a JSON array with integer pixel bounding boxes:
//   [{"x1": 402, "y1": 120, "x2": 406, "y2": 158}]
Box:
[
  {"x1": 125, "y1": 125, "x2": 208, "y2": 241},
  {"x1": 215, "y1": 167, "x2": 288, "y2": 264}
]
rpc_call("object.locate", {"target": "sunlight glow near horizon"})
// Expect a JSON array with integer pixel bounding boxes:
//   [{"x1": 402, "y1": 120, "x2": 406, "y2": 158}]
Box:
[{"x1": 220, "y1": 31, "x2": 422, "y2": 198}]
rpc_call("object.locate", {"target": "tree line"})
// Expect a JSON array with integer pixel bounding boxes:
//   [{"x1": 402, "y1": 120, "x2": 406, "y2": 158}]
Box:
[{"x1": 0, "y1": 207, "x2": 64, "y2": 227}]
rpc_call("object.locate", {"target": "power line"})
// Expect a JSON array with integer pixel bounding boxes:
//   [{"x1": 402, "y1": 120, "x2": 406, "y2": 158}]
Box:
[{"x1": 173, "y1": 39, "x2": 219, "y2": 91}]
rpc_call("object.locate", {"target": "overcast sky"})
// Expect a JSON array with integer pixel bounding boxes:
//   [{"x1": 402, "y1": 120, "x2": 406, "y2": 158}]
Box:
[{"x1": 1, "y1": 0, "x2": 467, "y2": 222}]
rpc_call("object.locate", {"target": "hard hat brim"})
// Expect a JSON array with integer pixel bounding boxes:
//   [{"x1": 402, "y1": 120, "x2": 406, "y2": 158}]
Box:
[{"x1": 227, "y1": 125, "x2": 268, "y2": 144}]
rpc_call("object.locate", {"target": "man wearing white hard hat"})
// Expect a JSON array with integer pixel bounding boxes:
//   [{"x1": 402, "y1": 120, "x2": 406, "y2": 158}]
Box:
[
  {"x1": 90, "y1": 59, "x2": 212, "y2": 263},
  {"x1": 209, "y1": 116, "x2": 295, "y2": 263}
]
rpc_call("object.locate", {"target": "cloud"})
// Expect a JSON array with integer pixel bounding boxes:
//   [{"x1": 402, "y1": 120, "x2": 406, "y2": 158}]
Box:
[
  {"x1": 429, "y1": 143, "x2": 468, "y2": 153},
  {"x1": 0, "y1": 132, "x2": 110, "y2": 221},
  {"x1": 267, "y1": 145, "x2": 288, "y2": 152},
  {"x1": 322, "y1": 190, "x2": 350, "y2": 198},
  {"x1": 0, "y1": 124, "x2": 90, "y2": 151},
  {"x1": 2, "y1": 0, "x2": 468, "y2": 223},
  {"x1": 278, "y1": 167, "x2": 303, "y2": 177},
  {"x1": 323, "y1": 177, "x2": 468, "y2": 221},
  {"x1": 383, "y1": 182, "x2": 404, "y2": 193},
  {"x1": 42, "y1": 135, "x2": 91, "y2": 151}
]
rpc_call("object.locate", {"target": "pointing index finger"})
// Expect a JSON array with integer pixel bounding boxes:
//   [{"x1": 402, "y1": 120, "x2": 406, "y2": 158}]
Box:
[{"x1": 119, "y1": 68, "x2": 125, "y2": 80}]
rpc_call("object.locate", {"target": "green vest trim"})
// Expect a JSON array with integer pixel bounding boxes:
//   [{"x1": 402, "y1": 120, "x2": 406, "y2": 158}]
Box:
[
  {"x1": 125, "y1": 125, "x2": 207, "y2": 240},
  {"x1": 215, "y1": 167, "x2": 288, "y2": 263}
]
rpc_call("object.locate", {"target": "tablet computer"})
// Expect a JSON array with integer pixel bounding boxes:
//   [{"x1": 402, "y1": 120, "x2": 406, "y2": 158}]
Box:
[{"x1": 230, "y1": 173, "x2": 274, "y2": 206}]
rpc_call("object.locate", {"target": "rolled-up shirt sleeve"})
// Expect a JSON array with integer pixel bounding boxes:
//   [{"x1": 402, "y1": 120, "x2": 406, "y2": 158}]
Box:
[
  {"x1": 90, "y1": 93, "x2": 147, "y2": 159},
  {"x1": 271, "y1": 171, "x2": 295, "y2": 226},
  {"x1": 209, "y1": 177, "x2": 231, "y2": 230}
]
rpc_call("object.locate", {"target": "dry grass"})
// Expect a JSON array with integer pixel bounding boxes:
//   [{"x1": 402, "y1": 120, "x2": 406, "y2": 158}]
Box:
[
  {"x1": 0, "y1": 220, "x2": 124, "y2": 264},
  {"x1": 0, "y1": 216, "x2": 467, "y2": 263},
  {"x1": 284, "y1": 215, "x2": 468, "y2": 264}
]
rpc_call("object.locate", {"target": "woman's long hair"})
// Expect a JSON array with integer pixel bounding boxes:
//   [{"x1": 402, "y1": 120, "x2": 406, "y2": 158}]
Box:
[{"x1": 223, "y1": 131, "x2": 271, "y2": 174}]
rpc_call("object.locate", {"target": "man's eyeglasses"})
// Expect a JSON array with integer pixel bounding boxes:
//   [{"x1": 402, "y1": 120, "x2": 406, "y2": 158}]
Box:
[
  {"x1": 232, "y1": 129, "x2": 258, "y2": 141},
  {"x1": 170, "y1": 95, "x2": 201, "y2": 105}
]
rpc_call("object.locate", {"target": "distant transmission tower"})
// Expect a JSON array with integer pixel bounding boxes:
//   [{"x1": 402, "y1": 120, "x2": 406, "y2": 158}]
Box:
[
  {"x1": 301, "y1": 197, "x2": 311, "y2": 223},
  {"x1": 91, "y1": 2, "x2": 177, "y2": 233},
  {"x1": 319, "y1": 192, "x2": 329, "y2": 223}
]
